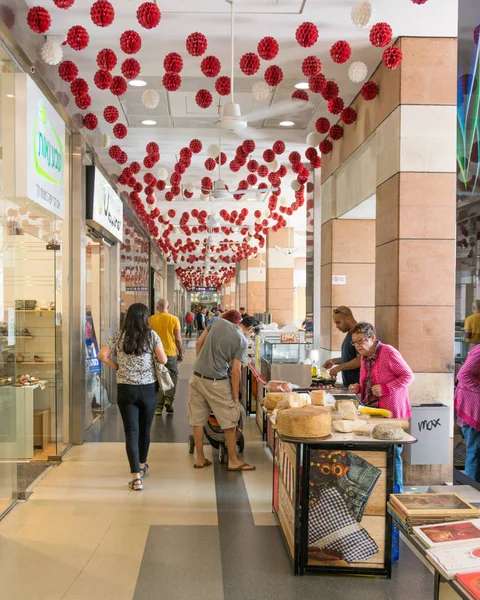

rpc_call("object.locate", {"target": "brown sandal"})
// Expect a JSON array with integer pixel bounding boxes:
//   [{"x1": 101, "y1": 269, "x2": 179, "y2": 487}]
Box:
[
  {"x1": 226, "y1": 462, "x2": 256, "y2": 472},
  {"x1": 193, "y1": 459, "x2": 212, "y2": 469}
]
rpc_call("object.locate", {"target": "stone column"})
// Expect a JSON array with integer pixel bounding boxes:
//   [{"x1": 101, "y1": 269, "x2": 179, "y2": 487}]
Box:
[
  {"x1": 229, "y1": 281, "x2": 236, "y2": 310},
  {"x1": 224, "y1": 284, "x2": 231, "y2": 311},
  {"x1": 267, "y1": 227, "x2": 295, "y2": 326},
  {"x1": 238, "y1": 259, "x2": 247, "y2": 310},
  {"x1": 246, "y1": 255, "x2": 266, "y2": 315}
]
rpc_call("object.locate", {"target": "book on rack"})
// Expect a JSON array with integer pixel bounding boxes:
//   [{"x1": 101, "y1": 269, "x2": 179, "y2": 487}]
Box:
[
  {"x1": 390, "y1": 493, "x2": 480, "y2": 519},
  {"x1": 457, "y1": 572, "x2": 480, "y2": 599},
  {"x1": 426, "y1": 545, "x2": 480, "y2": 580},
  {"x1": 413, "y1": 520, "x2": 480, "y2": 550}
]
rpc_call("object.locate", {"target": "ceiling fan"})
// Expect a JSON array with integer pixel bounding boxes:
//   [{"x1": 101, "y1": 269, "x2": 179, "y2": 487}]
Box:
[
  {"x1": 215, "y1": 0, "x2": 310, "y2": 134},
  {"x1": 273, "y1": 225, "x2": 302, "y2": 255}
]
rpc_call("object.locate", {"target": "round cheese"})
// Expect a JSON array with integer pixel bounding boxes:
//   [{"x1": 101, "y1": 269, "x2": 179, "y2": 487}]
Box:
[
  {"x1": 277, "y1": 406, "x2": 332, "y2": 439},
  {"x1": 372, "y1": 425, "x2": 404, "y2": 441}
]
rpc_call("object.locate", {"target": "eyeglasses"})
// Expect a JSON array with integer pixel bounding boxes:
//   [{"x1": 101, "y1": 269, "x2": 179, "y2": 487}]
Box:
[
  {"x1": 333, "y1": 308, "x2": 348, "y2": 317},
  {"x1": 351, "y1": 338, "x2": 368, "y2": 346}
]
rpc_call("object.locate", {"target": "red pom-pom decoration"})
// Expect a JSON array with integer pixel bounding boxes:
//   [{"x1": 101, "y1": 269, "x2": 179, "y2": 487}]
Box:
[
  {"x1": 84, "y1": 113, "x2": 98, "y2": 130},
  {"x1": 330, "y1": 41, "x2": 351, "y2": 64},
  {"x1": 243, "y1": 140, "x2": 256, "y2": 154},
  {"x1": 75, "y1": 94, "x2": 91, "y2": 110},
  {"x1": 97, "y1": 48, "x2": 117, "y2": 71},
  {"x1": 58, "y1": 61, "x2": 78, "y2": 83},
  {"x1": 27, "y1": 7, "x2": 51, "y2": 34},
  {"x1": 146, "y1": 142, "x2": 159, "y2": 155},
  {"x1": 319, "y1": 140, "x2": 333, "y2": 155},
  {"x1": 305, "y1": 147, "x2": 317, "y2": 161},
  {"x1": 113, "y1": 123, "x2": 128, "y2": 139},
  {"x1": 289, "y1": 151, "x2": 301, "y2": 164},
  {"x1": 156, "y1": 180, "x2": 166, "y2": 191},
  {"x1": 263, "y1": 149, "x2": 275, "y2": 163},
  {"x1": 104, "y1": 105, "x2": 119, "y2": 123},
  {"x1": 273, "y1": 140, "x2": 285, "y2": 155},
  {"x1": 341, "y1": 107, "x2": 357, "y2": 125},
  {"x1": 239, "y1": 53, "x2": 260, "y2": 76},
  {"x1": 474, "y1": 25, "x2": 480, "y2": 45},
  {"x1": 121, "y1": 58, "x2": 141, "y2": 80},
  {"x1": 264, "y1": 65, "x2": 283, "y2": 87},
  {"x1": 360, "y1": 80, "x2": 379, "y2": 101},
  {"x1": 369, "y1": 22, "x2": 393, "y2": 48},
  {"x1": 328, "y1": 97, "x2": 345, "y2": 115},
  {"x1": 70, "y1": 78, "x2": 89, "y2": 98},
  {"x1": 165, "y1": 192, "x2": 174, "y2": 202},
  {"x1": 258, "y1": 164, "x2": 269, "y2": 177},
  {"x1": 329, "y1": 124, "x2": 343, "y2": 140},
  {"x1": 215, "y1": 152, "x2": 227, "y2": 166},
  {"x1": 411, "y1": 0, "x2": 428, "y2": 3},
  {"x1": 205, "y1": 158, "x2": 216, "y2": 171},
  {"x1": 295, "y1": 22, "x2": 318, "y2": 48},
  {"x1": 120, "y1": 30, "x2": 142, "y2": 55},
  {"x1": 322, "y1": 81, "x2": 339, "y2": 101},
  {"x1": 130, "y1": 162, "x2": 140, "y2": 174},
  {"x1": 310, "y1": 156, "x2": 322, "y2": 169},
  {"x1": 258, "y1": 37, "x2": 279, "y2": 61},
  {"x1": 195, "y1": 89, "x2": 213, "y2": 109},
  {"x1": 383, "y1": 46, "x2": 403, "y2": 70},
  {"x1": 94, "y1": 69, "x2": 113, "y2": 90},
  {"x1": 309, "y1": 73, "x2": 326, "y2": 94},
  {"x1": 137, "y1": 2, "x2": 161, "y2": 29},
  {"x1": 201, "y1": 177, "x2": 213, "y2": 191},
  {"x1": 163, "y1": 73, "x2": 181, "y2": 91},
  {"x1": 215, "y1": 76, "x2": 231, "y2": 96},
  {"x1": 230, "y1": 161, "x2": 240, "y2": 172},
  {"x1": 110, "y1": 76, "x2": 127, "y2": 96},
  {"x1": 53, "y1": 0, "x2": 74, "y2": 7},
  {"x1": 164, "y1": 52, "x2": 183, "y2": 74},
  {"x1": 91, "y1": 0, "x2": 114, "y2": 27},
  {"x1": 67, "y1": 25, "x2": 89, "y2": 51},
  {"x1": 302, "y1": 56, "x2": 322, "y2": 78},
  {"x1": 247, "y1": 159, "x2": 258, "y2": 172},
  {"x1": 186, "y1": 32, "x2": 208, "y2": 57},
  {"x1": 190, "y1": 139, "x2": 202, "y2": 154},
  {"x1": 292, "y1": 89, "x2": 309, "y2": 102},
  {"x1": 201, "y1": 55, "x2": 221, "y2": 78},
  {"x1": 179, "y1": 148, "x2": 192, "y2": 162}
]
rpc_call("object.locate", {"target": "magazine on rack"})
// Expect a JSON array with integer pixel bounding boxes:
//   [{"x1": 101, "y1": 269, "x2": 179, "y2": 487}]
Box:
[
  {"x1": 413, "y1": 520, "x2": 480, "y2": 550},
  {"x1": 426, "y1": 544, "x2": 480, "y2": 580},
  {"x1": 456, "y1": 572, "x2": 480, "y2": 599}
]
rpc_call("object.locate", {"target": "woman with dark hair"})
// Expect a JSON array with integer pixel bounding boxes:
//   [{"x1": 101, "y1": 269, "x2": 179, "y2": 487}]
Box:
[{"x1": 99, "y1": 303, "x2": 167, "y2": 491}]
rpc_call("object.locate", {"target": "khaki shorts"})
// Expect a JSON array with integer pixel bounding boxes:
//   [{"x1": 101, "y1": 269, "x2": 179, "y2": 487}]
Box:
[{"x1": 188, "y1": 375, "x2": 241, "y2": 430}]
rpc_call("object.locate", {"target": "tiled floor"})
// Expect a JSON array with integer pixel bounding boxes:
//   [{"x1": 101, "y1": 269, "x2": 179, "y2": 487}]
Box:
[{"x1": 0, "y1": 345, "x2": 435, "y2": 599}]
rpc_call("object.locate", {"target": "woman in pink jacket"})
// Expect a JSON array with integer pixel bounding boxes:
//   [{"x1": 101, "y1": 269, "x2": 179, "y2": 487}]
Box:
[{"x1": 348, "y1": 322, "x2": 414, "y2": 490}]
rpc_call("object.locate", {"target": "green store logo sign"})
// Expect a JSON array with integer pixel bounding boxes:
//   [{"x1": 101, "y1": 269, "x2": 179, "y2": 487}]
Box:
[{"x1": 34, "y1": 102, "x2": 64, "y2": 186}]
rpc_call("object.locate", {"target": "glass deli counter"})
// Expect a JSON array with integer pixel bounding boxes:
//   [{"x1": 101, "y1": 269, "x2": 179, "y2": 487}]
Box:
[{"x1": 261, "y1": 341, "x2": 312, "y2": 388}]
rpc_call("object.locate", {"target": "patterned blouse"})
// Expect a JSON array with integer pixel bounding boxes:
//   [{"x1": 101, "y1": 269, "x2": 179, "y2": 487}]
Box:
[{"x1": 106, "y1": 329, "x2": 162, "y2": 385}]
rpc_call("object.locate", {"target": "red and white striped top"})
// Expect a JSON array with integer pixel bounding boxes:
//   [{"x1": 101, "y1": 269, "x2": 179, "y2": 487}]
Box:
[{"x1": 455, "y1": 344, "x2": 480, "y2": 431}]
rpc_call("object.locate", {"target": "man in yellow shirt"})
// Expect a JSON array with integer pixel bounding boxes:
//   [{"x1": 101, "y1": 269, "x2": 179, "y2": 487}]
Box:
[
  {"x1": 149, "y1": 299, "x2": 183, "y2": 415},
  {"x1": 465, "y1": 300, "x2": 480, "y2": 344}
]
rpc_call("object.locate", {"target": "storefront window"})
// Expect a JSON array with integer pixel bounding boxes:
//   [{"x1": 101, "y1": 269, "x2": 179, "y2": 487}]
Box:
[{"x1": 120, "y1": 214, "x2": 150, "y2": 323}]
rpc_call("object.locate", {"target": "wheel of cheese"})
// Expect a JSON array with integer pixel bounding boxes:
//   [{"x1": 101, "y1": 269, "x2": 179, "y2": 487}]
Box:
[
  {"x1": 372, "y1": 425, "x2": 404, "y2": 441},
  {"x1": 277, "y1": 406, "x2": 332, "y2": 439}
]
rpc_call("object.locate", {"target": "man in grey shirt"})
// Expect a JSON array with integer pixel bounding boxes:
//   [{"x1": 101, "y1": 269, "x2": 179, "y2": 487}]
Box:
[{"x1": 189, "y1": 316, "x2": 259, "y2": 471}]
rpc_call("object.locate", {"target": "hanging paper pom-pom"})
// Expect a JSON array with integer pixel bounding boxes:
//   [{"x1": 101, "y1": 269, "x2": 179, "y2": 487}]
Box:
[
  {"x1": 201, "y1": 55, "x2": 221, "y2": 78},
  {"x1": 157, "y1": 166, "x2": 167, "y2": 180},
  {"x1": 120, "y1": 30, "x2": 142, "y2": 55},
  {"x1": 201, "y1": 176, "x2": 213, "y2": 191},
  {"x1": 292, "y1": 89, "x2": 309, "y2": 101},
  {"x1": 295, "y1": 22, "x2": 319, "y2": 48},
  {"x1": 190, "y1": 139, "x2": 202, "y2": 154},
  {"x1": 330, "y1": 40, "x2": 351, "y2": 64},
  {"x1": 142, "y1": 89, "x2": 160, "y2": 108},
  {"x1": 351, "y1": 0, "x2": 375, "y2": 28},
  {"x1": 146, "y1": 142, "x2": 159, "y2": 156},
  {"x1": 71, "y1": 78, "x2": 89, "y2": 98},
  {"x1": 328, "y1": 97, "x2": 344, "y2": 115},
  {"x1": 54, "y1": 0, "x2": 75, "y2": 7},
  {"x1": 264, "y1": 65, "x2": 283, "y2": 87},
  {"x1": 204, "y1": 158, "x2": 216, "y2": 171},
  {"x1": 180, "y1": 147, "x2": 192, "y2": 162},
  {"x1": 196, "y1": 89, "x2": 213, "y2": 108},
  {"x1": 322, "y1": 81, "x2": 339, "y2": 101},
  {"x1": 215, "y1": 152, "x2": 227, "y2": 165},
  {"x1": 41, "y1": 40, "x2": 63, "y2": 66},
  {"x1": 99, "y1": 133, "x2": 111, "y2": 149},
  {"x1": 163, "y1": 73, "x2": 181, "y2": 91},
  {"x1": 310, "y1": 156, "x2": 322, "y2": 169},
  {"x1": 186, "y1": 32, "x2": 208, "y2": 57},
  {"x1": 243, "y1": 140, "x2": 256, "y2": 154},
  {"x1": 382, "y1": 46, "x2": 403, "y2": 70},
  {"x1": 97, "y1": 48, "x2": 117, "y2": 71},
  {"x1": 165, "y1": 191, "x2": 174, "y2": 202},
  {"x1": 84, "y1": 113, "x2": 98, "y2": 130},
  {"x1": 110, "y1": 75, "x2": 127, "y2": 96},
  {"x1": 289, "y1": 151, "x2": 301, "y2": 164},
  {"x1": 75, "y1": 94, "x2": 91, "y2": 110},
  {"x1": 306, "y1": 132, "x2": 321, "y2": 147},
  {"x1": 164, "y1": 52, "x2": 183, "y2": 74},
  {"x1": 207, "y1": 144, "x2": 220, "y2": 159},
  {"x1": 156, "y1": 180, "x2": 166, "y2": 191},
  {"x1": 305, "y1": 147, "x2": 318, "y2": 162},
  {"x1": 348, "y1": 61, "x2": 368, "y2": 83},
  {"x1": 94, "y1": 69, "x2": 112, "y2": 90},
  {"x1": 263, "y1": 149, "x2": 275, "y2": 162},
  {"x1": 258, "y1": 37, "x2": 279, "y2": 61},
  {"x1": 230, "y1": 161, "x2": 240, "y2": 172},
  {"x1": 27, "y1": 7, "x2": 51, "y2": 34},
  {"x1": 302, "y1": 55, "x2": 322, "y2": 78},
  {"x1": 319, "y1": 139, "x2": 333, "y2": 155},
  {"x1": 258, "y1": 164, "x2": 269, "y2": 176},
  {"x1": 113, "y1": 123, "x2": 128, "y2": 139},
  {"x1": 104, "y1": 105, "x2": 119, "y2": 123},
  {"x1": 369, "y1": 22, "x2": 392, "y2": 48},
  {"x1": 215, "y1": 76, "x2": 231, "y2": 96},
  {"x1": 67, "y1": 25, "x2": 89, "y2": 51},
  {"x1": 121, "y1": 58, "x2": 141, "y2": 80},
  {"x1": 137, "y1": 2, "x2": 161, "y2": 29},
  {"x1": 252, "y1": 81, "x2": 270, "y2": 101},
  {"x1": 240, "y1": 53, "x2": 260, "y2": 76},
  {"x1": 90, "y1": 0, "x2": 115, "y2": 27},
  {"x1": 247, "y1": 174, "x2": 258, "y2": 186},
  {"x1": 360, "y1": 80, "x2": 379, "y2": 100},
  {"x1": 309, "y1": 73, "x2": 326, "y2": 94},
  {"x1": 329, "y1": 124, "x2": 344, "y2": 140},
  {"x1": 58, "y1": 60, "x2": 78, "y2": 82},
  {"x1": 411, "y1": 0, "x2": 428, "y2": 4},
  {"x1": 272, "y1": 140, "x2": 285, "y2": 155},
  {"x1": 341, "y1": 107, "x2": 357, "y2": 125}
]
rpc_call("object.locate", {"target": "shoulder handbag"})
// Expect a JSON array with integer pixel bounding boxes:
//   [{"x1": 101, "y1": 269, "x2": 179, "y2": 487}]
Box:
[{"x1": 154, "y1": 359, "x2": 174, "y2": 391}]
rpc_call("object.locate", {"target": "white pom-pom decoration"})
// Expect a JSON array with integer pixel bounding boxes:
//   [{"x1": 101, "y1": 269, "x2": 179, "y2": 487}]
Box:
[
  {"x1": 306, "y1": 132, "x2": 322, "y2": 148},
  {"x1": 142, "y1": 89, "x2": 160, "y2": 109},
  {"x1": 270, "y1": 158, "x2": 278, "y2": 172},
  {"x1": 291, "y1": 180, "x2": 302, "y2": 191},
  {"x1": 348, "y1": 61, "x2": 368, "y2": 83},
  {"x1": 252, "y1": 81, "x2": 271, "y2": 102},
  {"x1": 279, "y1": 196, "x2": 289, "y2": 207},
  {"x1": 200, "y1": 193, "x2": 209, "y2": 202},
  {"x1": 99, "y1": 133, "x2": 111, "y2": 149},
  {"x1": 157, "y1": 167, "x2": 168, "y2": 181},
  {"x1": 351, "y1": 0, "x2": 375, "y2": 28},
  {"x1": 248, "y1": 227, "x2": 255, "y2": 236},
  {"x1": 207, "y1": 144, "x2": 220, "y2": 159},
  {"x1": 41, "y1": 40, "x2": 63, "y2": 66},
  {"x1": 185, "y1": 182, "x2": 195, "y2": 193}
]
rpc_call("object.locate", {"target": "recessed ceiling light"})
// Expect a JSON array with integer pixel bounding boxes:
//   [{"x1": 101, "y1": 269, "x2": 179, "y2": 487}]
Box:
[
  {"x1": 6, "y1": 94, "x2": 14, "y2": 98},
  {"x1": 279, "y1": 121, "x2": 295, "y2": 127},
  {"x1": 141, "y1": 119, "x2": 157, "y2": 126},
  {"x1": 129, "y1": 79, "x2": 147, "y2": 87},
  {"x1": 294, "y1": 82, "x2": 309, "y2": 90}
]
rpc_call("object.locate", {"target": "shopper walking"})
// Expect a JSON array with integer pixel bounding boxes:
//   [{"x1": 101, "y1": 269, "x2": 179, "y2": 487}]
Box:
[
  {"x1": 185, "y1": 309, "x2": 195, "y2": 338},
  {"x1": 455, "y1": 344, "x2": 480, "y2": 481},
  {"x1": 98, "y1": 303, "x2": 167, "y2": 491},
  {"x1": 149, "y1": 299, "x2": 184, "y2": 415},
  {"x1": 196, "y1": 307, "x2": 207, "y2": 338},
  {"x1": 465, "y1": 300, "x2": 480, "y2": 344},
  {"x1": 189, "y1": 315, "x2": 259, "y2": 471},
  {"x1": 348, "y1": 322, "x2": 413, "y2": 491},
  {"x1": 322, "y1": 306, "x2": 361, "y2": 386}
]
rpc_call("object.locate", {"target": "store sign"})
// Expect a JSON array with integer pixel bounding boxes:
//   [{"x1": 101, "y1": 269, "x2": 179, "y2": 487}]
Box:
[
  {"x1": 85, "y1": 313, "x2": 101, "y2": 374},
  {"x1": 194, "y1": 286, "x2": 218, "y2": 292},
  {"x1": 26, "y1": 77, "x2": 65, "y2": 219},
  {"x1": 92, "y1": 168, "x2": 123, "y2": 242},
  {"x1": 332, "y1": 275, "x2": 347, "y2": 285}
]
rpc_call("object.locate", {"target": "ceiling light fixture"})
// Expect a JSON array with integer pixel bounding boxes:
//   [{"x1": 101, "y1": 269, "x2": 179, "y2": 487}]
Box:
[
  {"x1": 294, "y1": 82, "x2": 309, "y2": 89},
  {"x1": 279, "y1": 120, "x2": 295, "y2": 127},
  {"x1": 141, "y1": 119, "x2": 157, "y2": 125},
  {"x1": 129, "y1": 79, "x2": 147, "y2": 87},
  {"x1": 6, "y1": 94, "x2": 14, "y2": 98}
]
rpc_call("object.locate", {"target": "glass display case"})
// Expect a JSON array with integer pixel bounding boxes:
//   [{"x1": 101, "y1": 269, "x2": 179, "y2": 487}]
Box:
[{"x1": 263, "y1": 341, "x2": 312, "y2": 365}]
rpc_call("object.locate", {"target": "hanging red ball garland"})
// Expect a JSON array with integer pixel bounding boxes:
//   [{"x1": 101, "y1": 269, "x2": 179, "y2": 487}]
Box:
[
  {"x1": 243, "y1": 140, "x2": 256, "y2": 154},
  {"x1": 120, "y1": 30, "x2": 142, "y2": 55},
  {"x1": 292, "y1": 89, "x2": 309, "y2": 101},
  {"x1": 113, "y1": 123, "x2": 128, "y2": 139},
  {"x1": 146, "y1": 141, "x2": 159, "y2": 155},
  {"x1": 383, "y1": 46, "x2": 403, "y2": 70},
  {"x1": 90, "y1": 0, "x2": 115, "y2": 27},
  {"x1": 263, "y1": 149, "x2": 275, "y2": 163},
  {"x1": 360, "y1": 80, "x2": 379, "y2": 101},
  {"x1": 273, "y1": 140, "x2": 286, "y2": 154},
  {"x1": 309, "y1": 73, "x2": 326, "y2": 94},
  {"x1": 264, "y1": 65, "x2": 283, "y2": 86},
  {"x1": 319, "y1": 140, "x2": 332, "y2": 155},
  {"x1": 215, "y1": 76, "x2": 231, "y2": 96},
  {"x1": 295, "y1": 22, "x2": 319, "y2": 48},
  {"x1": 94, "y1": 69, "x2": 113, "y2": 89},
  {"x1": 130, "y1": 161, "x2": 141, "y2": 174},
  {"x1": 230, "y1": 161, "x2": 240, "y2": 172},
  {"x1": 27, "y1": 7, "x2": 51, "y2": 34},
  {"x1": 75, "y1": 94, "x2": 91, "y2": 110},
  {"x1": 302, "y1": 55, "x2": 322, "y2": 77},
  {"x1": 411, "y1": 0, "x2": 428, "y2": 4},
  {"x1": 201, "y1": 56, "x2": 221, "y2": 78},
  {"x1": 239, "y1": 53, "x2": 260, "y2": 76},
  {"x1": 322, "y1": 81, "x2": 339, "y2": 101},
  {"x1": 205, "y1": 158, "x2": 216, "y2": 171},
  {"x1": 137, "y1": 2, "x2": 161, "y2": 29},
  {"x1": 84, "y1": 113, "x2": 98, "y2": 130},
  {"x1": 341, "y1": 107, "x2": 357, "y2": 125},
  {"x1": 58, "y1": 60, "x2": 78, "y2": 83},
  {"x1": 195, "y1": 89, "x2": 213, "y2": 108},
  {"x1": 164, "y1": 52, "x2": 183, "y2": 74},
  {"x1": 330, "y1": 40, "x2": 351, "y2": 64},
  {"x1": 53, "y1": 0, "x2": 75, "y2": 7},
  {"x1": 121, "y1": 58, "x2": 141, "y2": 80},
  {"x1": 329, "y1": 124, "x2": 343, "y2": 141},
  {"x1": 180, "y1": 147, "x2": 192, "y2": 161},
  {"x1": 70, "y1": 77, "x2": 89, "y2": 98},
  {"x1": 305, "y1": 147, "x2": 318, "y2": 161},
  {"x1": 67, "y1": 25, "x2": 89, "y2": 51},
  {"x1": 247, "y1": 159, "x2": 258, "y2": 172},
  {"x1": 258, "y1": 36, "x2": 279, "y2": 61},
  {"x1": 186, "y1": 32, "x2": 208, "y2": 57},
  {"x1": 328, "y1": 97, "x2": 344, "y2": 114},
  {"x1": 97, "y1": 48, "x2": 117, "y2": 71},
  {"x1": 289, "y1": 151, "x2": 301, "y2": 164},
  {"x1": 215, "y1": 152, "x2": 227, "y2": 165},
  {"x1": 190, "y1": 139, "x2": 202, "y2": 153},
  {"x1": 110, "y1": 75, "x2": 127, "y2": 96},
  {"x1": 104, "y1": 105, "x2": 119, "y2": 123},
  {"x1": 163, "y1": 73, "x2": 181, "y2": 91},
  {"x1": 369, "y1": 22, "x2": 393, "y2": 48}
]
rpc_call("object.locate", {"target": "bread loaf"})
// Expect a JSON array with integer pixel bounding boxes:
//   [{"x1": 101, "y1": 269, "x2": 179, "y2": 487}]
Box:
[
  {"x1": 310, "y1": 390, "x2": 325, "y2": 405},
  {"x1": 266, "y1": 380, "x2": 292, "y2": 393},
  {"x1": 372, "y1": 425, "x2": 404, "y2": 441},
  {"x1": 277, "y1": 406, "x2": 332, "y2": 439},
  {"x1": 276, "y1": 393, "x2": 311, "y2": 411}
]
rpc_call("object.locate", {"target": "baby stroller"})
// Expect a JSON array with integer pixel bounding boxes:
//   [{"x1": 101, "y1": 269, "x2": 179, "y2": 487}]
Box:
[{"x1": 188, "y1": 413, "x2": 245, "y2": 464}]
